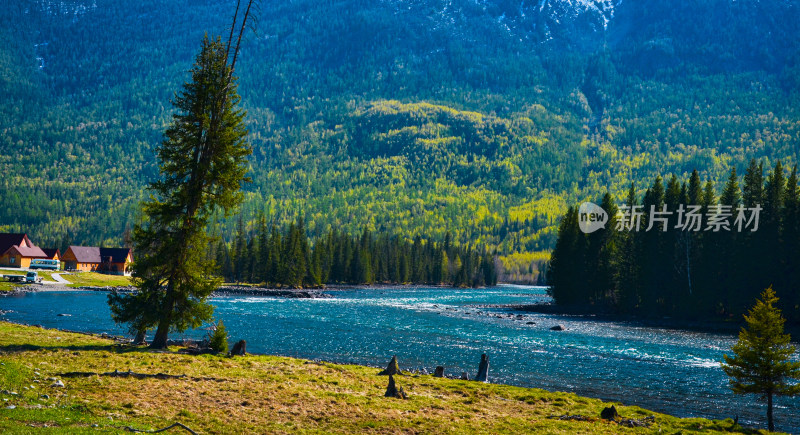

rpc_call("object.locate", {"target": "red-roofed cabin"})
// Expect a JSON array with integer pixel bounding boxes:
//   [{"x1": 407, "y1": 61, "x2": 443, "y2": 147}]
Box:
[
  {"x1": 63, "y1": 246, "x2": 133, "y2": 275},
  {"x1": 0, "y1": 233, "x2": 48, "y2": 268}
]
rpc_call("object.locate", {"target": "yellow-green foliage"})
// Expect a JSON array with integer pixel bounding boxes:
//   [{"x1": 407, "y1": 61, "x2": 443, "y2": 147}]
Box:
[
  {"x1": 498, "y1": 252, "x2": 551, "y2": 284},
  {"x1": 0, "y1": 322, "x2": 770, "y2": 434}
]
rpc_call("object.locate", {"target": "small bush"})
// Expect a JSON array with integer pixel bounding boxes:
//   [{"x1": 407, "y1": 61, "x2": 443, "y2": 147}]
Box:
[{"x1": 208, "y1": 320, "x2": 228, "y2": 354}]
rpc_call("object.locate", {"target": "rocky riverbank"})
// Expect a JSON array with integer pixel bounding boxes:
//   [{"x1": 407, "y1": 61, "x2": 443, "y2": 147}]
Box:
[
  {"x1": 488, "y1": 302, "x2": 800, "y2": 337},
  {"x1": 1, "y1": 284, "x2": 330, "y2": 299},
  {"x1": 213, "y1": 285, "x2": 330, "y2": 298}
]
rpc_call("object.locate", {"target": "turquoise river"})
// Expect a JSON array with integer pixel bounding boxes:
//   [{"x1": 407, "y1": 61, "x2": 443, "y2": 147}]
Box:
[{"x1": 1, "y1": 285, "x2": 798, "y2": 432}]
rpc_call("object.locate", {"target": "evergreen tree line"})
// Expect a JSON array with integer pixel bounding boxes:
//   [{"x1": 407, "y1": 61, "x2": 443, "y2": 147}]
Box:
[
  {"x1": 211, "y1": 218, "x2": 498, "y2": 288},
  {"x1": 548, "y1": 159, "x2": 800, "y2": 325}
]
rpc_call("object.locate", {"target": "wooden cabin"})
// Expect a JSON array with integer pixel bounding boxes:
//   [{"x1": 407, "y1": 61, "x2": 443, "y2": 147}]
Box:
[
  {"x1": 0, "y1": 233, "x2": 47, "y2": 268},
  {"x1": 62, "y1": 246, "x2": 133, "y2": 275}
]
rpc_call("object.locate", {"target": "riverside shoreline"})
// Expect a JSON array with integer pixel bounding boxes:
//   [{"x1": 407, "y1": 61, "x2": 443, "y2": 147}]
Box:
[
  {"x1": 0, "y1": 320, "x2": 769, "y2": 434},
  {"x1": 0, "y1": 283, "x2": 331, "y2": 299},
  {"x1": 493, "y1": 302, "x2": 800, "y2": 338}
]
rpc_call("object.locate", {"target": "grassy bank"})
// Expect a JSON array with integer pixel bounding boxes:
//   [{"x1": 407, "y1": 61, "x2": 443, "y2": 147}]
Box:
[
  {"x1": 0, "y1": 281, "x2": 18, "y2": 292},
  {"x1": 0, "y1": 322, "x2": 771, "y2": 434},
  {"x1": 57, "y1": 272, "x2": 132, "y2": 288},
  {"x1": 0, "y1": 272, "x2": 132, "y2": 291}
]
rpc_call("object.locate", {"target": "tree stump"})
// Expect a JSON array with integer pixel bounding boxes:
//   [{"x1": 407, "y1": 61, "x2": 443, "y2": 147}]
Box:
[
  {"x1": 230, "y1": 340, "x2": 247, "y2": 356},
  {"x1": 384, "y1": 375, "x2": 408, "y2": 399},
  {"x1": 601, "y1": 405, "x2": 619, "y2": 420},
  {"x1": 475, "y1": 353, "x2": 489, "y2": 382},
  {"x1": 434, "y1": 366, "x2": 445, "y2": 378},
  {"x1": 378, "y1": 355, "x2": 403, "y2": 376},
  {"x1": 460, "y1": 372, "x2": 469, "y2": 380}
]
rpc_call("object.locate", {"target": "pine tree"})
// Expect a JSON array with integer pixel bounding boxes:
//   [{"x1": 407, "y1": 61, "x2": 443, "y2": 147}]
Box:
[
  {"x1": 641, "y1": 177, "x2": 666, "y2": 313},
  {"x1": 214, "y1": 239, "x2": 233, "y2": 281},
  {"x1": 743, "y1": 159, "x2": 765, "y2": 208},
  {"x1": 208, "y1": 319, "x2": 229, "y2": 354},
  {"x1": 720, "y1": 168, "x2": 741, "y2": 207},
  {"x1": 256, "y1": 215, "x2": 269, "y2": 283},
  {"x1": 548, "y1": 206, "x2": 583, "y2": 305},
  {"x1": 719, "y1": 168, "x2": 743, "y2": 316},
  {"x1": 108, "y1": 14, "x2": 254, "y2": 348},
  {"x1": 280, "y1": 222, "x2": 307, "y2": 287},
  {"x1": 482, "y1": 250, "x2": 497, "y2": 286},
  {"x1": 266, "y1": 225, "x2": 281, "y2": 284},
  {"x1": 762, "y1": 161, "x2": 785, "y2": 282},
  {"x1": 308, "y1": 243, "x2": 323, "y2": 286},
  {"x1": 741, "y1": 159, "x2": 767, "y2": 303},
  {"x1": 594, "y1": 192, "x2": 619, "y2": 306},
  {"x1": 688, "y1": 170, "x2": 702, "y2": 205},
  {"x1": 721, "y1": 287, "x2": 800, "y2": 432},
  {"x1": 617, "y1": 183, "x2": 641, "y2": 312},
  {"x1": 232, "y1": 216, "x2": 247, "y2": 283},
  {"x1": 664, "y1": 175, "x2": 684, "y2": 311}
]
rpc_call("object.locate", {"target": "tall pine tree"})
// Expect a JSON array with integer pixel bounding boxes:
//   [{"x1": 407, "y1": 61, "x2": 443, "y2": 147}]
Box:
[{"x1": 108, "y1": 2, "x2": 255, "y2": 348}]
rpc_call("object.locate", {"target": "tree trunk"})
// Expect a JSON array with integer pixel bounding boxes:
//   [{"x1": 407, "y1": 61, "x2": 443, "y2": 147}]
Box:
[
  {"x1": 133, "y1": 329, "x2": 147, "y2": 345},
  {"x1": 150, "y1": 281, "x2": 175, "y2": 349},
  {"x1": 150, "y1": 319, "x2": 170, "y2": 349},
  {"x1": 767, "y1": 392, "x2": 774, "y2": 432}
]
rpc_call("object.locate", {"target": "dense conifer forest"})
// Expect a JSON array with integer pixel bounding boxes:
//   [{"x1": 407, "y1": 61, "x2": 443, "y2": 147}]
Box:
[
  {"x1": 548, "y1": 160, "x2": 800, "y2": 324},
  {"x1": 214, "y1": 219, "x2": 497, "y2": 288}
]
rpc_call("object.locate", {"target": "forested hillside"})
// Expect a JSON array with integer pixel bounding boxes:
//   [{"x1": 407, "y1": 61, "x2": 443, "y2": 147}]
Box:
[{"x1": 1, "y1": 0, "x2": 798, "y2": 256}]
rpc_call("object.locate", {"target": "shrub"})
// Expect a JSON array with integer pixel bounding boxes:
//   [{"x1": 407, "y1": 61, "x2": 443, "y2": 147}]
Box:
[{"x1": 208, "y1": 320, "x2": 229, "y2": 354}]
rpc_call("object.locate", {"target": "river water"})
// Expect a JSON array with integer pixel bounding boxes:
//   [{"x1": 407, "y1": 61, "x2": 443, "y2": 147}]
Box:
[{"x1": 1, "y1": 285, "x2": 798, "y2": 433}]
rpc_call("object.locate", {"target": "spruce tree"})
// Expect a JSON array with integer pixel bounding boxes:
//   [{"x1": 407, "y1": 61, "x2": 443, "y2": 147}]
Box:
[
  {"x1": 108, "y1": 3, "x2": 255, "y2": 348},
  {"x1": 743, "y1": 159, "x2": 765, "y2": 208},
  {"x1": 548, "y1": 206, "x2": 582, "y2": 305},
  {"x1": 762, "y1": 162, "x2": 785, "y2": 283},
  {"x1": 616, "y1": 183, "x2": 640, "y2": 312},
  {"x1": 256, "y1": 215, "x2": 269, "y2": 283},
  {"x1": 664, "y1": 175, "x2": 683, "y2": 310},
  {"x1": 641, "y1": 177, "x2": 666, "y2": 313},
  {"x1": 232, "y1": 216, "x2": 247, "y2": 283},
  {"x1": 720, "y1": 168, "x2": 741, "y2": 207},
  {"x1": 267, "y1": 225, "x2": 281, "y2": 284},
  {"x1": 721, "y1": 287, "x2": 800, "y2": 432},
  {"x1": 741, "y1": 159, "x2": 766, "y2": 302},
  {"x1": 719, "y1": 168, "x2": 743, "y2": 316}
]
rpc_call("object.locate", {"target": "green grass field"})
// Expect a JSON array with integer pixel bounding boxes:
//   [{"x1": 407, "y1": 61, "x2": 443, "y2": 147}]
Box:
[
  {"x1": 0, "y1": 281, "x2": 18, "y2": 292},
  {"x1": 57, "y1": 272, "x2": 132, "y2": 288},
  {"x1": 0, "y1": 322, "x2": 771, "y2": 434},
  {"x1": 1, "y1": 271, "x2": 131, "y2": 291}
]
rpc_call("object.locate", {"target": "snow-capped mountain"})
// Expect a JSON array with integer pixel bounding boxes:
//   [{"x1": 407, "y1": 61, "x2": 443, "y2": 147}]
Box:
[{"x1": 381, "y1": 0, "x2": 620, "y2": 49}]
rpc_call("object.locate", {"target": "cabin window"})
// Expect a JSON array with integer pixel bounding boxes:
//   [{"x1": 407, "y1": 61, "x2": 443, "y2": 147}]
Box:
[{"x1": 10, "y1": 257, "x2": 15, "y2": 264}]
